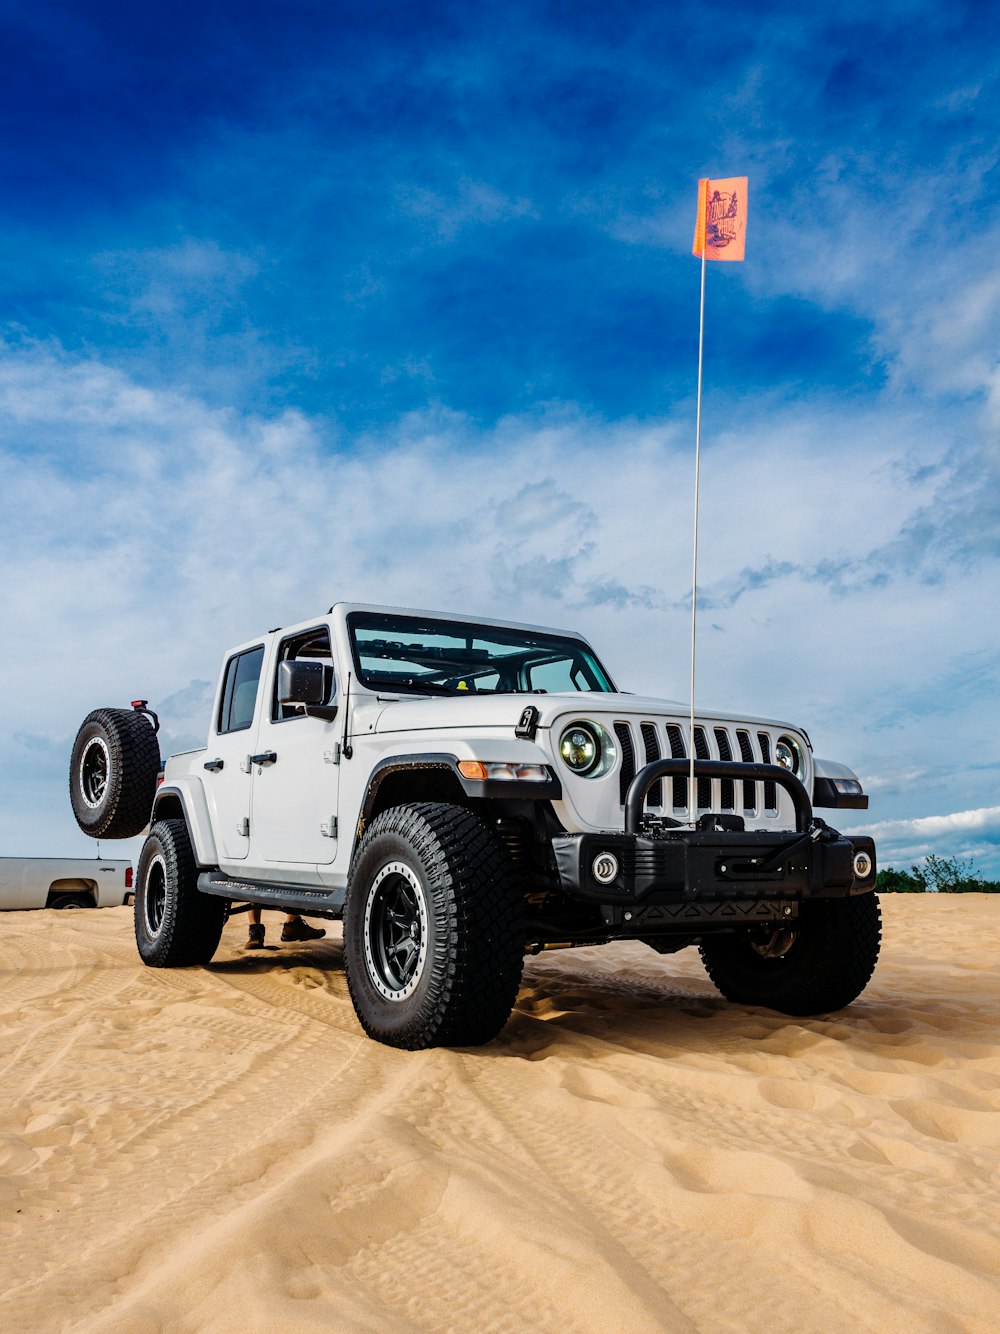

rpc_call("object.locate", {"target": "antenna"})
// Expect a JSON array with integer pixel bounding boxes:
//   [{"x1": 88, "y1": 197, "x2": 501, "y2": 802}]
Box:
[
  {"x1": 689, "y1": 240, "x2": 707, "y2": 824},
  {"x1": 341, "y1": 672, "x2": 353, "y2": 759},
  {"x1": 688, "y1": 174, "x2": 748, "y2": 826}
]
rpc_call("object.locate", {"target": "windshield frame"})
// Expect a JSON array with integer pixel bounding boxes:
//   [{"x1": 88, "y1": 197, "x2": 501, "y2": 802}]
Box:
[{"x1": 346, "y1": 611, "x2": 618, "y2": 697}]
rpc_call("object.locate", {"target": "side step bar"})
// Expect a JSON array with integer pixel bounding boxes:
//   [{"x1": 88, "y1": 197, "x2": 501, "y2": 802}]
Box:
[{"x1": 197, "y1": 870, "x2": 346, "y2": 921}]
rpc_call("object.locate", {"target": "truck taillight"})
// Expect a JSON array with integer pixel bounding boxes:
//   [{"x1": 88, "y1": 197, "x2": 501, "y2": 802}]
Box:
[{"x1": 126, "y1": 867, "x2": 133, "y2": 888}]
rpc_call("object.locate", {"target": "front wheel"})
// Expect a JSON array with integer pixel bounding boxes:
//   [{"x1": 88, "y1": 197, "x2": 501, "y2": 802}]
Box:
[
  {"x1": 135, "y1": 819, "x2": 226, "y2": 966},
  {"x1": 699, "y1": 891, "x2": 882, "y2": 1016},
  {"x1": 343, "y1": 803, "x2": 524, "y2": 1049}
]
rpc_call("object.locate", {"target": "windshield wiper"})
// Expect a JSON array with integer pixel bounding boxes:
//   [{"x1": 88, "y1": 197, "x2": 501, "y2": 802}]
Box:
[{"x1": 364, "y1": 676, "x2": 455, "y2": 696}]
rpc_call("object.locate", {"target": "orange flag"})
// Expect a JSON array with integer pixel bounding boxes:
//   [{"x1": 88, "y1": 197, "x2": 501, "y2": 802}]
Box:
[{"x1": 692, "y1": 177, "x2": 747, "y2": 261}]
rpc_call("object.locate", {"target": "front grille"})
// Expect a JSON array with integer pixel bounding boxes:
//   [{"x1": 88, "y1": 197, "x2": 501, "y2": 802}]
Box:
[{"x1": 611, "y1": 719, "x2": 797, "y2": 826}]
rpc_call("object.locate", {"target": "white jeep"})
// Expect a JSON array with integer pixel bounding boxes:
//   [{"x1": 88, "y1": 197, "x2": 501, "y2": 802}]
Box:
[{"x1": 70, "y1": 603, "x2": 880, "y2": 1049}]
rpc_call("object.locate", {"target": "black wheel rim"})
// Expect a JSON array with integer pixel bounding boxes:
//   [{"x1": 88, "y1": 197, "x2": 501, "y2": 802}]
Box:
[
  {"x1": 144, "y1": 855, "x2": 167, "y2": 936},
  {"x1": 81, "y1": 738, "x2": 109, "y2": 808},
  {"x1": 364, "y1": 862, "x2": 428, "y2": 1001}
]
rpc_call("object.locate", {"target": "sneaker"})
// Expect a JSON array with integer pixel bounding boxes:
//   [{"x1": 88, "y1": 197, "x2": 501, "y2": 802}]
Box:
[
  {"x1": 280, "y1": 917, "x2": 326, "y2": 943},
  {"x1": 246, "y1": 923, "x2": 266, "y2": 949}
]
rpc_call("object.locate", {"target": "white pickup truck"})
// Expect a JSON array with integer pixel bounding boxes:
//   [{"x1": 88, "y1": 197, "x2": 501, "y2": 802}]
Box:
[
  {"x1": 0, "y1": 857, "x2": 133, "y2": 910},
  {"x1": 69, "y1": 602, "x2": 880, "y2": 1049}
]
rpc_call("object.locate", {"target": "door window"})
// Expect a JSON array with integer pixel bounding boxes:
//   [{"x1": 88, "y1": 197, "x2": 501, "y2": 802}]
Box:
[{"x1": 271, "y1": 627, "x2": 335, "y2": 722}]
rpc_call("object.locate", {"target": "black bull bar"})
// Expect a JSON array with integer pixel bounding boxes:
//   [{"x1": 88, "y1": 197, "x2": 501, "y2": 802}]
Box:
[
  {"x1": 552, "y1": 758, "x2": 877, "y2": 911},
  {"x1": 624, "y1": 758, "x2": 812, "y2": 834}
]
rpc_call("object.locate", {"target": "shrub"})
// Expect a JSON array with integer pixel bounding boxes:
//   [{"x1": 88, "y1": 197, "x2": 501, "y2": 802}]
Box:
[{"x1": 877, "y1": 855, "x2": 1000, "y2": 893}]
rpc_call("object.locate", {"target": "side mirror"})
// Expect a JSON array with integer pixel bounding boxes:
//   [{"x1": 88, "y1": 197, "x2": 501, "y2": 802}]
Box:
[{"x1": 277, "y1": 660, "x2": 339, "y2": 721}]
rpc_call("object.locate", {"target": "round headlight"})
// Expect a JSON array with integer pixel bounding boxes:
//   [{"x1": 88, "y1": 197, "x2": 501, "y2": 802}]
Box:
[
  {"x1": 775, "y1": 736, "x2": 803, "y2": 778},
  {"x1": 559, "y1": 723, "x2": 600, "y2": 775}
]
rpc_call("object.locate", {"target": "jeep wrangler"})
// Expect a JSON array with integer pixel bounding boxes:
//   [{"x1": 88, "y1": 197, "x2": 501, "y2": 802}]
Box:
[{"x1": 69, "y1": 603, "x2": 880, "y2": 1049}]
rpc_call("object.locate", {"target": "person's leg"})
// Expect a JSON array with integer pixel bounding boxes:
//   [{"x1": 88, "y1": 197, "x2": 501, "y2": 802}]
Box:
[
  {"x1": 280, "y1": 914, "x2": 326, "y2": 943},
  {"x1": 247, "y1": 906, "x2": 265, "y2": 948}
]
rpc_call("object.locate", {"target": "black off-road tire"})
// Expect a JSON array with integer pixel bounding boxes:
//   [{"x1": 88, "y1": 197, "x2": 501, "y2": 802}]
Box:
[
  {"x1": 699, "y1": 891, "x2": 882, "y2": 1016},
  {"x1": 135, "y1": 819, "x2": 226, "y2": 967},
  {"x1": 69, "y1": 708, "x2": 161, "y2": 840},
  {"x1": 344, "y1": 803, "x2": 524, "y2": 1050}
]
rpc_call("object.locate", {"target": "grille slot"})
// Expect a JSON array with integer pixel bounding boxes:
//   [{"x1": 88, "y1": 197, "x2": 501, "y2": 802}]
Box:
[
  {"x1": 639, "y1": 723, "x2": 662, "y2": 807},
  {"x1": 736, "y1": 729, "x2": 756, "y2": 811},
  {"x1": 757, "y1": 731, "x2": 777, "y2": 811},
  {"x1": 714, "y1": 727, "x2": 735, "y2": 810},
  {"x1": 614, "y1": 722, "x2": 635, "y2": 806},
  {"x1": 693, "y1": 727, "x2": 711, "y2": 811},
  {"x1": 665, "y1": 724, "x2": 687, "y2": 810}
]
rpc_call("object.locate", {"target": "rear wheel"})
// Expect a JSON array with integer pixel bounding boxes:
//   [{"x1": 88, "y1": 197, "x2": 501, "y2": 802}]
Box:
[
  {"x1": 699, "y1": 892, "x2": 882, "y2": 1016},
  {"x1": 49, "y1": 893, "x2": 94, "y2": 909},
  {"x1": 69, "y1": 709, "x2": 161, "y2": 839},
  {"x1": 344, "y1": 803, "x2": 523, "y2": 1049},
  {"x1": 135, "y1": 819, "x2": 225, "y2": 966}
]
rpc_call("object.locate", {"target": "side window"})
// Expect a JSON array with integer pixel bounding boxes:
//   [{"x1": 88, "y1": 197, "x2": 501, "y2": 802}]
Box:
[
  {"x1": 272, "y1": 627, "x2": 335, "y2": 721},
  {"x1": 217, "y1": 647, "x2": 265, "y2": 734},
  {"x1": 526, "y1": 656, "x2": 585, "y2": 693}
]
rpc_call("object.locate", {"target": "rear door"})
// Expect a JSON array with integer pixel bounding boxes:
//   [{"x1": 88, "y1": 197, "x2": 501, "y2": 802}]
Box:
[
  {"x1": 202, "y1": 644, "x2": 265, "y2": 861},
  {"x1": 250, "y1": 625, "x2": 340, "y2": 866}
]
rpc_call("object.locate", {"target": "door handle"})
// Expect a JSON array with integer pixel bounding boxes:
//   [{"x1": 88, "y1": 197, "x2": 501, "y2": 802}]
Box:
[
  {"x1": 249, "y1": 751, "x2": 277, "y2": 766},
  {"x1": 203, "y1": 759, "x2": 224, "y2": 772}
]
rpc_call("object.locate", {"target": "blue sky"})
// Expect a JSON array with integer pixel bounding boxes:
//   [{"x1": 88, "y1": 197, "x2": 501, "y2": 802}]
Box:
[{"x1": 1, "y1": 0, "x2": 998, "y2": 874}]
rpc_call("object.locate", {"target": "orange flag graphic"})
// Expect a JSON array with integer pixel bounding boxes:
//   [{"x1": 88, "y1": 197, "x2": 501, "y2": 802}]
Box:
[{"x1": 692, "y1": 177, "x2": 747, "y2": 261}]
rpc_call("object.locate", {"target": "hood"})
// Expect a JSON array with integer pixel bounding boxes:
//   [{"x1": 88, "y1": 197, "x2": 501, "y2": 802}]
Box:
[{"x1": 372, "y1": 691, "x2": 799, "y2": 735}]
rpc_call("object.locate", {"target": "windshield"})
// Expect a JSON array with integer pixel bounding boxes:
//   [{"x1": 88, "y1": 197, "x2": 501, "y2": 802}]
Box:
[{"x1": 347, "y1": 612, "x2": 616, "y2": 696}]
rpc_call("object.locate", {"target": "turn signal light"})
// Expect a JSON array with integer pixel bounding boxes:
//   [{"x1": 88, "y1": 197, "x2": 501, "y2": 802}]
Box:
[{"x1": 457, "y1": 761, "x2": 549, "y2": 783}]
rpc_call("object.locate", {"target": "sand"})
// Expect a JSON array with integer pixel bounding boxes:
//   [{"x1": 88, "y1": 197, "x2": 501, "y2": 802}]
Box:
[{"x1": 0, "y1": 894, "x2": 997, "y2": 1333}]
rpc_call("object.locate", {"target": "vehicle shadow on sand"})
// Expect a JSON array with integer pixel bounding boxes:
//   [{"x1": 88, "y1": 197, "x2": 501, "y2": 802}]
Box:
[{"x1": 203, "y1": 940, "x2": 998, "y2": 1062}]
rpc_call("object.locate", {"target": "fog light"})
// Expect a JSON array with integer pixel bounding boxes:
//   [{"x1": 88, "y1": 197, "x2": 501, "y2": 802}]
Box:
[
  {"x1": 592, "y1": 852, "x2": 620, "y2": 885},
  {"x1": 853, "y1": 851, "x2": 873, "y2": 879}
]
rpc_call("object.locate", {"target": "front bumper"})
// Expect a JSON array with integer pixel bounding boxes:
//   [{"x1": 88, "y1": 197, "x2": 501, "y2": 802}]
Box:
[{"x1": 551, "y1": 758, "x2": 877, "y2": 926}]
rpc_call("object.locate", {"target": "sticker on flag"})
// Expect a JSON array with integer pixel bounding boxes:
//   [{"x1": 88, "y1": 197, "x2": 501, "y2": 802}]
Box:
[{"x1": 692, "y1": 177, "x2": 747, "y2": 261}]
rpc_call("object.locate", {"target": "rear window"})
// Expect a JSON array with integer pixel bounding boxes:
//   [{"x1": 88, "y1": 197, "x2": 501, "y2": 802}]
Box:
[{"x1": 217, "y1": 646, "x2": 265, "y2": 734}]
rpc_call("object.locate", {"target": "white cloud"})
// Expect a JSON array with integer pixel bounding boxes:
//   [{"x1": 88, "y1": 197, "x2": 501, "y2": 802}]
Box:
[
  {"x1": 850, "y1": 805, "x2": 1000, "y2": 841},
  {"x1": 1, "y1": 337, "x2": 998, "y2": 873},
  {"x1": 846, "y1": 806, "x2": 1000, "y2": 873}
]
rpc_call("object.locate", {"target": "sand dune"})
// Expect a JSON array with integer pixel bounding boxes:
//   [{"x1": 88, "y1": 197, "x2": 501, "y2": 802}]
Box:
[{"x1": 1, "y1": 895, "x2": 997, "y2": 1332}]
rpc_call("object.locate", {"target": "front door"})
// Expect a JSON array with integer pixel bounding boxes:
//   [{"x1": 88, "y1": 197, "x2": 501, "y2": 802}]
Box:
[{"x1": 250, "y1": 626, "x2": 340, "y2": 866}]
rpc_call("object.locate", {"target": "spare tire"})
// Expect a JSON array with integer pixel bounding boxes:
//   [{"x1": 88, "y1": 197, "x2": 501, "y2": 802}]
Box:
[{"x1": 69, "y1": 708, "x2": 161, "y2": 840}]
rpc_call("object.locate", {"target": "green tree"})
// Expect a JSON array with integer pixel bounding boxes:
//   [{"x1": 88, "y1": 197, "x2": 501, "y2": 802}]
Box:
[{"x1": 876, "y1": 866, "x2": 925, "y2": 892}]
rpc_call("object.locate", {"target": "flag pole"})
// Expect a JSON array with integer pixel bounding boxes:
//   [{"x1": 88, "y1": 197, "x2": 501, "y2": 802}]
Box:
[{"x1": 689, "y1": 238, "x2": 707, "y2": 823}]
